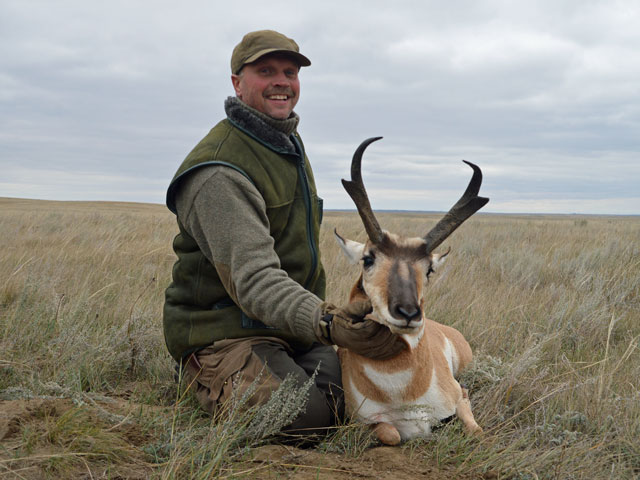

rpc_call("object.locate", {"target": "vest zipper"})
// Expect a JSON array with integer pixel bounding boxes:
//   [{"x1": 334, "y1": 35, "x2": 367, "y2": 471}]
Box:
[{"x1": 292, "y1": 136, "x2": 318, "y2": 289}]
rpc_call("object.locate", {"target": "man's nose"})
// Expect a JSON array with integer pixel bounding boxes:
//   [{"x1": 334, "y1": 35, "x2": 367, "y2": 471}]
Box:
[{"x1": 271, "y1": 71, "x2": 290, "y2": 86}]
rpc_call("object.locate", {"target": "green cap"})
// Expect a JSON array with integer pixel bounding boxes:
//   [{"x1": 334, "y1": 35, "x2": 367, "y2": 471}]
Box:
[{"x1": 231, "y1": 30, "x2": 311, "y2": 75}]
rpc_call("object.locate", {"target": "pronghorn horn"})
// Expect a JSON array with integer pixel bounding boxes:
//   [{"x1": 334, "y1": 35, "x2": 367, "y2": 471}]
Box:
[
  {"x1": 423, "y1": 160, "x2": 489, "y2": 253},
  {"x1": 342, "y1": 137, "x2": 385, "y2": 245}
]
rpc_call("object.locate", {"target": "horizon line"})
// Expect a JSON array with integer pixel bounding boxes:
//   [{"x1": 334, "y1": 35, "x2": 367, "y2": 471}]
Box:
[{"x1": 1, "y1": 196, "x2": 638, "y2": 217}]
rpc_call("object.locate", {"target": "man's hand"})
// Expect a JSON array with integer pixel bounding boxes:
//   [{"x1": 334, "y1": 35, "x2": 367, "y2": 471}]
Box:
[{"x1": 314, "y1": 300, "x2": 407, "y2": 360}]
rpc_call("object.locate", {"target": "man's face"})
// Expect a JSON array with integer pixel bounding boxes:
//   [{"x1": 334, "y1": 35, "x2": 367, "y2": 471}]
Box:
[{"x1": 231, "y1": 54, "x2": 300, "y2": 120}]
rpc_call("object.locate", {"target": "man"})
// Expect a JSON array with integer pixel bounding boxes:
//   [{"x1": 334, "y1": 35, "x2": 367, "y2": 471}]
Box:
[{"x1": 163, "y1": 30, "x2": 404, "y2": 436}]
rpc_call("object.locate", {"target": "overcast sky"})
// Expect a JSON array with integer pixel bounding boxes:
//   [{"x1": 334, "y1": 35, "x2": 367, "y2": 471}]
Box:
[{"x1": 1, "y1": 0, "x2": 639, "y2": 214}]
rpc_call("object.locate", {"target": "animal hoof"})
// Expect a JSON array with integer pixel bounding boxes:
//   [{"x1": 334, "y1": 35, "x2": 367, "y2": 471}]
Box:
[
  {"x1": 466, "y1": 424, "x2": 483, "y2": 436},
  {"x1": 373, "y1": 422, "x2": 401, "y2": 446}
]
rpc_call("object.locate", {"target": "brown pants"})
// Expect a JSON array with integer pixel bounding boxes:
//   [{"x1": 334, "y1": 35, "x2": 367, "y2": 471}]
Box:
[{"x1": 182, "y1": 337, "x2": 343, "y2": 436}]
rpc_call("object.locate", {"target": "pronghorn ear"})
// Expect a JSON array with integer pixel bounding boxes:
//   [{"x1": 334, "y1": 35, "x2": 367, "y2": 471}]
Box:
[
  {"x1": 430, "y1": 246, "x2": 451, "y2": 271},
  {"x1": 334, "y1": 229, "x2": 365, "y2": 265}
]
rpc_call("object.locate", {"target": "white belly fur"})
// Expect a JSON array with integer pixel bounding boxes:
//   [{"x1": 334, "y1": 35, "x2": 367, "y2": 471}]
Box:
[{"x1": 348, "y1": 365, "x2": 457, "y2": 441}]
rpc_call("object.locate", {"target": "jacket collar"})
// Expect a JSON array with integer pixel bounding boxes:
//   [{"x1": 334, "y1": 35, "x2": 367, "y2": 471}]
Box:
[{"x1": 225, "y1": 97, "x2": 299, "y2": 154}]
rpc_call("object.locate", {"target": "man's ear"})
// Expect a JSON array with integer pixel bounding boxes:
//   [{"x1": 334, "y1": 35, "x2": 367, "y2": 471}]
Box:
[
  {"x1": 231, "y1": 74, "x2": 242, "y2": 97},
  {"x1": 334, "y1": 229, "x2": 365, "y2": 265}
]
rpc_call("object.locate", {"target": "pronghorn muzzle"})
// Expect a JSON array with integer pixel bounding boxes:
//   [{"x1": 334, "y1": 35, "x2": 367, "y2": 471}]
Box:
[{"x1": 388, "y1": 261, "x2": 423, "y2": 328}]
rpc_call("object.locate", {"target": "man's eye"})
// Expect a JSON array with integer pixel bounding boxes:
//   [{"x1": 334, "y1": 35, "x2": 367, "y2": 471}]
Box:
[{"x1": 362, "y1": 255, "x2": 375, "y2": 268}]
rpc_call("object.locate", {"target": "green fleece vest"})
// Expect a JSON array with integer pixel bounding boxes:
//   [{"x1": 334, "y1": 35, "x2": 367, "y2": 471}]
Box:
[{"x1": 163, "y1": 118, "x2": 326, "y2": 361}]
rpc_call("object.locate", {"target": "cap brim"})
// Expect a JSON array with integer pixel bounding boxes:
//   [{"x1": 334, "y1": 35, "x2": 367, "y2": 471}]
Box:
[{"x1": 244, "y1": 48, "x2": 311, "y2": 68}]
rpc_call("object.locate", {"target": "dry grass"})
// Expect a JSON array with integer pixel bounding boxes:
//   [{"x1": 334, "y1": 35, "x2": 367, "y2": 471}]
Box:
[{"x1": 1, "y1": 197, "x2": 639, "y2": 479}]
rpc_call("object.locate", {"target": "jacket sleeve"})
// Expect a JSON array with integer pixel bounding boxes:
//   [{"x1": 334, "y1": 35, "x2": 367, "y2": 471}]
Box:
[{"x1": 174, "y1": 165, "x2": 322, "y2": 344}]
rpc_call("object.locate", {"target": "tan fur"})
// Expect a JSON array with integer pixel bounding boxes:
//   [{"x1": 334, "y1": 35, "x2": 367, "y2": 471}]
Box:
[
  {"x1": 339, "y1": 320, "x2": 465, "y2": 406},
  {"x1": 336, "y1": 231, "x2": 482, "y2": 444},
  {"x1": 348, "y1": 275, "x2": 367, "y2": 302}
]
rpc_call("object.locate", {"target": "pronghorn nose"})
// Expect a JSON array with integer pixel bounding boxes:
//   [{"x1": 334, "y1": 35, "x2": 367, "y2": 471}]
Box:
[{"x1": 395, "y1": 305, "x2": 421, "y2": 323}]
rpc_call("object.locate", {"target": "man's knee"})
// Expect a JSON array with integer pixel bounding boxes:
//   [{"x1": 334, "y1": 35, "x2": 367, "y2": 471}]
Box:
[
  {"x1": 249, "y1": 341, "x2": 341, "y2": 432},
  {"x1": 185, "y1": 338, "x2": 343, "y2": 434},
  {"x1": 182, "y1": 338, "x2": 281, "y2": 415}
]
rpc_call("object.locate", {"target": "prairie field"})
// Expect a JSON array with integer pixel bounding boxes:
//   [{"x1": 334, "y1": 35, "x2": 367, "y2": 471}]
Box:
[{"x1": 0, "y1": 196, "x2": 639, "y2": 479}]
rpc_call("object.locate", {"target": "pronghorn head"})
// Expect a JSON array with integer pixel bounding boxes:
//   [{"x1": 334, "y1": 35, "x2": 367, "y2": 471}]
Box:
[{"x1": 335, "y1": 137, "x2": 489, "y2": 337}]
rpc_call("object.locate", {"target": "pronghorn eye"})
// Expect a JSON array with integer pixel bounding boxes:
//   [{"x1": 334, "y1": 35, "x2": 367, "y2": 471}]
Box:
[
  {"x1": 362, "y1": 255, "x2": 375, "y2": 268},
  {"x1": 426, "y1": 266, "x2": 435, "y2": 278}
]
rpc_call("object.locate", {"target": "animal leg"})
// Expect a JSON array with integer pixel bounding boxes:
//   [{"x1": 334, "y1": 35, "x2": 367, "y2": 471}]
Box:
[
  {"x1": 373, "y1": 422, "x2": 401, "y2": 446},
  {"x1": 456, "y1": 387, "x2": 482, "y2": 435}
]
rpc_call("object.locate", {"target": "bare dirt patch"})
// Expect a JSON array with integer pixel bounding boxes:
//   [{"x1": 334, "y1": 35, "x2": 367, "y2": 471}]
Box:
[{"x1": 224, "y1": 443, "x2": 483, "y2": 480}]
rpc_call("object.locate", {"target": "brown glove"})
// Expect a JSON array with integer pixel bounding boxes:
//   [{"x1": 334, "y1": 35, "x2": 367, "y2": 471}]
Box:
[{"x1": 314, "y1": 300, "x2": 407, "y2": 360}]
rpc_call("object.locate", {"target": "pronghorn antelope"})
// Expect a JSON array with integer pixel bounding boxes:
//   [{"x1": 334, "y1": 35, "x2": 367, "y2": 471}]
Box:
[{"x1": 335, "y1": 137, "x2": 489, "y2": 445}]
